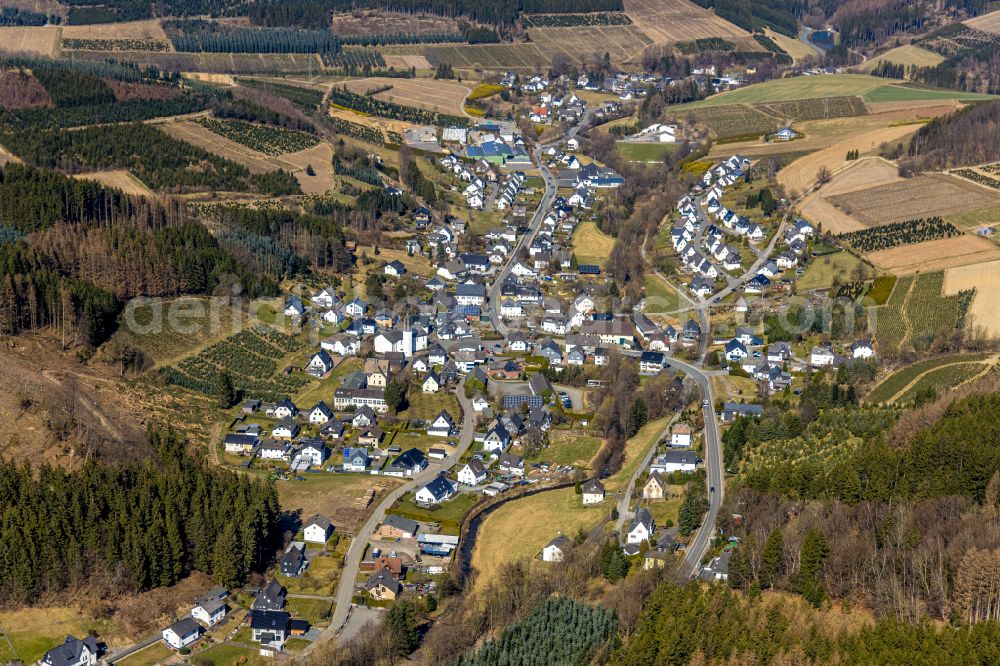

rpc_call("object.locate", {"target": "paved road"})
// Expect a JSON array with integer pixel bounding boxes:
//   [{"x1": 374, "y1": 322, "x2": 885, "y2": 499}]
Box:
[
  {"x1": 306, "y1": 390, "x2": 477, "y2": 655},
  {"x1": 487, "y1": 144, "x2": 558, "y2": 338},
  {"x1": 487, "y1": 107, "x2": 596, "y2": 337},
  {"x1": 667, "y1": 357, "x2": 724, "y2": 579}
]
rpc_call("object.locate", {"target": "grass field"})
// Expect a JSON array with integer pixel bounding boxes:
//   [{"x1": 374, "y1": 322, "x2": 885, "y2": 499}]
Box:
[
  {"x1": 0, "y1": 26, "x2": 59, "y2": 57},
  {"x1": 342, "y1": 77, "x2": 471, "y2": 116},
  {"x1": 571, "y1": 220, "x2": 615, "y2": 266},
  {"x1": 944, "y1": 259, "x2": 1000, "y2": 336},
  {"x1": 643, "y1": 273, "x2": 687, "y2": 311},
  {"x1": 679, "y1": 74, "x2": 890, "y2": 108},
  {"x1": 277, "y1": 474, "x2": 402, "y2": 532},
  {"x1": 281, "y1": 544, "x2": 347, "y2": 596},
  {"x1": 797, "y1": 250, "x2": 872, "y2": 290},
  {"x1": 680, "y1": 74, "x2": 994, "y2": 110},
  {"x1": 863, "y1": 84, "x2": 996, "y2": 103},
  {"x1": 73, "y1": 170, "x2": 154, "y2": 196},
  {"x1": 398, "y1": 389, "x2": 460, "y2": 422},
  {"x1": 285, "y1": 596, "x2": 333, "y2": 626},
  {"x1": 863, "y1": 45, "x2": 945, "y2": 72},
  {"x1": 966, "y1": 8, "x2": 1000, "y2": 33},
  {"x1": 117, "y1": 641, "x2": 174, "y2": 666},
  {"x1": 797, "y1": 158, "x2": 903, "y2": 233},
  {"x1": 470, "y1": 486, "x2": 606, "y2": 587},
  {"x1": 623, "y1": 0, "x2": 753, "y2": 46},
  {"x1": 865, "y1": 353, "x2": 993, "y2": 404},
  {"x1": 191, "y1": 643, "x2": 269, "y2": 666},
  {"x1": 0, "y1": 607, "x2": 118, "y2": 665},
  {"x1": 776, "y1": 123, "x2": 920, "y2": 197},
  {"x1": 533, "y1": 429, "x2": 603, "y2": 468},
  {"x1": 617, "y1": 141, "x2": 678, "y2": 162}
]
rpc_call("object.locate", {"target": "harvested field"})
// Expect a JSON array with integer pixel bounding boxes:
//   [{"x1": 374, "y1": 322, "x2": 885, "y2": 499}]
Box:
[
  {"x1": 382, "y1": 54, "x2": 432, "y2": 70},
  {"x1": 798, "y1": 158, "x2": 903, "y2": 233},
  {"x1": 0, "y1": 26, "x2": 59, "y2": 57},
  {"x1": 523, "y1": 25, "x2": 652, "y2": 62},
  {"x1": 764, "y1": 27, "x2": 814, "y2": 62},
  {"x1": 624, "y1": 0, "x2": 752, "y2": 45},
  {"x1": 341, "y1": 76, "x2": 470, "y2": 116},
  {"x1": 283, "y1": 141, "x2": 336, "y2": 195},
  {"x1": 329, "y1": 106, "x2": 415, "y2": 135},
  {"x1": 181, "y1": 72, "x2": 235, "y2": 86},
  {"x1": 60, "y1": 19, "x2": 168, "y2": 41},
  {"x1": 73, "y1": 170, "x2": 153, "y2": 196},
  {"x1": 424, "y1": 26, "x2": 652, "y2": 69},
  {"x1": 777, "y1": 123, "x2": 918, "y2": 196},
  {"x1": 829, "y1": 174, "x2": 1000, "y2": 226},
  {"x1": 866, "y1": 235, "x2": 1000, "y2": 274},
  {"x1": 863, "y1": 45, "x2": 945, "y2": 71},
  {"x1": 330, "y1": 11, "x2": 461, "y2": 36},
  {"x1": 964, "y1": 10, "x2": 1000, "y2": 34},
  {"x1": 161, "y1": 120, "x2": 287, "y2": 174},
  {"x1": 944, "y1": 260, "x2": 1000, "y2": 336}
]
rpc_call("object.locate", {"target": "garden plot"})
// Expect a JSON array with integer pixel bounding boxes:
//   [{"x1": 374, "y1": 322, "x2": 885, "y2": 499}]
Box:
[
  {"x1": 829, "y1": 174, "x2": 1000, "y2": 227},
  {"x1": 623, "y1": 0, "x2": 753, "y2": 45}
]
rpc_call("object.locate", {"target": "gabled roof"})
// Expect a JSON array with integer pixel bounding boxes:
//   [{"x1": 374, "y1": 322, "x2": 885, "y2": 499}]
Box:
[
  {"x1": 43, "y1": 636, "x2": 99, "y2": 666},
  {"x1": 366, "y1": 567, "x2": 402, "y2": 595}
]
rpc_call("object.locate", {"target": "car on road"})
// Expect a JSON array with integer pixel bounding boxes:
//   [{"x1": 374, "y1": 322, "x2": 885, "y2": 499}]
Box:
[
  {"x1": 702, "y1": 399, "x2": 710, "y2": 407},
  {"x1": 710, "y1": 486, "x2": 715, "y2": 493}
]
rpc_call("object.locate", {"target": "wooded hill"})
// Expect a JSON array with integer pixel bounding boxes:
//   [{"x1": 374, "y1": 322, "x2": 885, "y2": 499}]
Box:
[
  {"x1": 0, "y1": 427, "x2": 280, "y2": 605},
  {"x1": 904, "y1": 99, "x2": 1000, "y2": 171}
]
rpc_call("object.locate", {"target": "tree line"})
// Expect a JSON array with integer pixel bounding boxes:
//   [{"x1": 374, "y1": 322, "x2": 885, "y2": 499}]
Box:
[
  {"x1": 0, "y1": 426, "x2": 280, "y2": 605},
  {"x1": 611, "y1": 580, "x2": 1000, "y2": 664},
  {"x1": 904, "y1": 100, "x2": 1000, "y2": 171}
]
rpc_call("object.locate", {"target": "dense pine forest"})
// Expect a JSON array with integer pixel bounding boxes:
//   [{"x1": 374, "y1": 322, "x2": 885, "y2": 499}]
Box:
[{"x1": 0, "y1": 427, "x2": 281, "y2": 605}]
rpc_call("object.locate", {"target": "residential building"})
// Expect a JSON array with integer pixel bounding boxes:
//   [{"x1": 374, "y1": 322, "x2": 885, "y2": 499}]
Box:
[
  {"x1": 582, "y1": 479, "x2": 605, "y2": 505},
  {"x1": 162, "y1": 618, "x2": 201, "y2": 650}
]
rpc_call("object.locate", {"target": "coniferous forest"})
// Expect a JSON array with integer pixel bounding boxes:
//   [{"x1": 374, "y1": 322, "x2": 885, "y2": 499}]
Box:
[{"x1": 0, "y1": 427, "x2": 280, "y2": 605}]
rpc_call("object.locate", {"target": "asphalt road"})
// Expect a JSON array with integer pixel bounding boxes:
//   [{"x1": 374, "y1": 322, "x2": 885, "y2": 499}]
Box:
[
  {"x1": 667, "y1": 356, "x2": 724, "y2": 579},
  {"x1": 306, "y1": 390, "x2": 477, "y2": 655},
  {"x1": 487, "y1": 108, "x2": 595, "y2": 337},
  {"x1": 487, "y1": 144, "x2": 558, "y2": 338}
]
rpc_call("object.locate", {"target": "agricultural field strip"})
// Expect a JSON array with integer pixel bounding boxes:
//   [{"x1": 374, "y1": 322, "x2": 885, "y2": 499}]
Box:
[
  {"x1": 828, "y1": 174, "x2": 1000, "y2": 227},
  {"x1": 196, "y1": 118, "x2": 320, "y2": 156},
  {"x1": 865, "y1": 352, "x2": 994, "y2": 404},
  {"x1": 895, "y1": 363, "x2": 991, "y2": 405}
]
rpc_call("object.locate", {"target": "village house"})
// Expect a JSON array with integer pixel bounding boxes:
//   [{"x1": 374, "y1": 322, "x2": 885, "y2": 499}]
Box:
[
  {"x1": 541, "y1": 534, "x2": 573, "y2": 562},
  {"x1": 162, "y1": 618, "x2": 201, "y2": 650},
  {"x1": 671, "y1": 423, "x2": 693, "y2": 447},
  {"x1": 41, "y1": 636, "x2": 100, "y2": 666},
  {"x1": 303, "y1": 515, "x2": 333, "y2": 543},
  {"x1": 458, "y1": 459, "x2": 488, "y2": 485},
  {"x1": 626, "y1": 508, "x2": 655, "y2": 544},
  {"x1": 643, "y1": 471, "x2": 667, "y2": 500},
  {"x1": 582, "y1": 479, "x2": 605, "y2": 505},
  {"x1": 366, "y1": 567, "x2": 403, "y2": 600}
]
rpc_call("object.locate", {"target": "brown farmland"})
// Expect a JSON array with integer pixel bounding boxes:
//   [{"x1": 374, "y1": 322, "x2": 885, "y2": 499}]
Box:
[{"x1": 829, "y1": 174, "x2": 1000, "y2": 227}]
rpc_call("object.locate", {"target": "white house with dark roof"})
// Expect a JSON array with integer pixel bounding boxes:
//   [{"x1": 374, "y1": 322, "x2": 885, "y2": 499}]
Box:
[
  {"x1": 304, "y1": 514, "x2": 333, "y2": 543},
  {"x1": 162, "y1": 618, "x2": 202, "y2": 650},
  {"x1": 41, "y1": 636, "x2": 99, "y2": 666}
]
